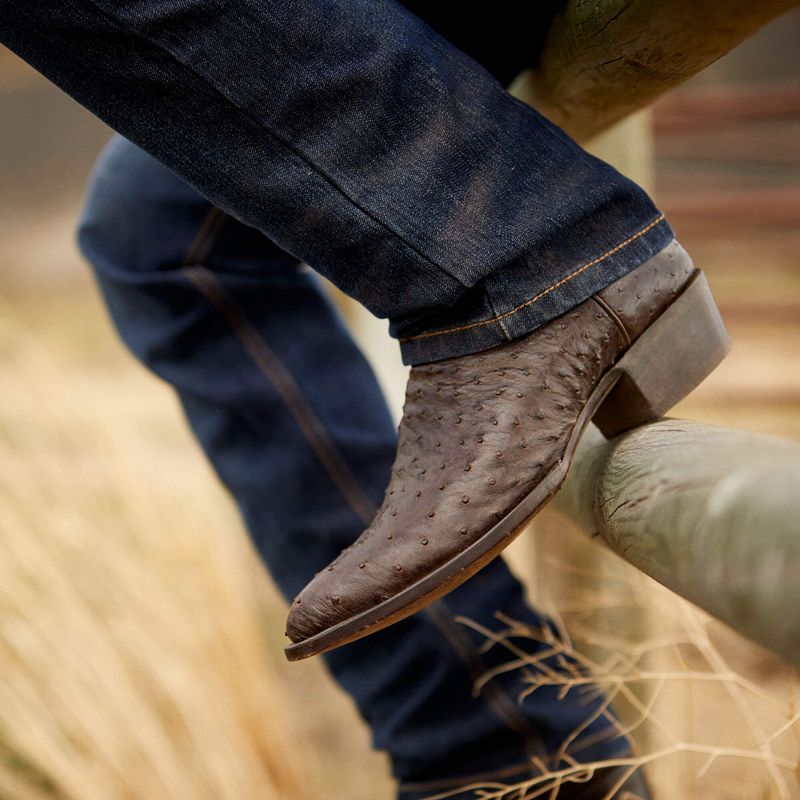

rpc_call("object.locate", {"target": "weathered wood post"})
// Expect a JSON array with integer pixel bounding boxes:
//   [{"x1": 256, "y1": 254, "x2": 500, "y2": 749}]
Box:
[{"x1": 553, "y1": 420, "x2": 800, "y2": 670}]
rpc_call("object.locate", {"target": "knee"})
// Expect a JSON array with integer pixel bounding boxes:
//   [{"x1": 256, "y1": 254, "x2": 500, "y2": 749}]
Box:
[{"x1": 77, "y1": 135, "x2": 214, "y2": 277}]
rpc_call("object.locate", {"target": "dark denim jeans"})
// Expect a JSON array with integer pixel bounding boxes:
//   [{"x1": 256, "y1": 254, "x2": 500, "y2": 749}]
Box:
[
  {"x1": 0, "y1": 0, "x2": 673, "y2": 364},
  {"x1": 78, "y1": 136, "x2": 648, "y2": 798}
]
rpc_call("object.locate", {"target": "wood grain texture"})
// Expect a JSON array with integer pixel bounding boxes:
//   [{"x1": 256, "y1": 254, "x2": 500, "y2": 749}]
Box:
[
  {"x1": 512, "y1": 0, "x2": 799, "y2": 142},
  {"x1": 554, "y1": 420, "x2": 800, "y2": 669}
]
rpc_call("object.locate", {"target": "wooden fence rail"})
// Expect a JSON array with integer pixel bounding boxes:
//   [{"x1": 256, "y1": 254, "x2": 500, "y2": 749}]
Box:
[{"x1": 553, "y1": 420, "x2": 800, "y2": 670}]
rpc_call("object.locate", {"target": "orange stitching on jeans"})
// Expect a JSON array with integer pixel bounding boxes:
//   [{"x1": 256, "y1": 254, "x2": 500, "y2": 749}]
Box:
[{"x1": 399, "y1": 214, "x2": 666, "y2": 343}]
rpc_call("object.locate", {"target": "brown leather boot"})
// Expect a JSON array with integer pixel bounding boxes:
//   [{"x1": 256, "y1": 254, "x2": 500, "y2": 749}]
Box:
[{"x1": 285, "y1": 241, "x2": 729, "y2": 660}]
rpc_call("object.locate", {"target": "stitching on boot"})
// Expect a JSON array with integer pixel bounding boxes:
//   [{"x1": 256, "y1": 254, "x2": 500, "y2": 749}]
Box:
[{"x1": 592, "y1": 295, "x2": 632, "y2": 348}]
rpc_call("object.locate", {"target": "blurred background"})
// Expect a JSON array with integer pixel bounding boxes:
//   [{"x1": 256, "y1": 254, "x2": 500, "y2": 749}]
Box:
[{"x1": 1, "y1": 8, "x2": 799, "y2": 799}]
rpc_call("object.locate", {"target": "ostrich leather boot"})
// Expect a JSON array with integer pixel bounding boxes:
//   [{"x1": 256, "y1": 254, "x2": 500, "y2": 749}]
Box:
[{"x1": 285, "y1": 241, "x2": 729, "y2": 660}]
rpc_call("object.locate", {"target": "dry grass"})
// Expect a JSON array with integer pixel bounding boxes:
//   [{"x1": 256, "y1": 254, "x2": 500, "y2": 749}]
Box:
[
  {"x1": 445, "y1": 547, "x2": 800, "y2": 799},
  {"x1": 0, "y1": 292, "x2": 325, "y2": 800}
]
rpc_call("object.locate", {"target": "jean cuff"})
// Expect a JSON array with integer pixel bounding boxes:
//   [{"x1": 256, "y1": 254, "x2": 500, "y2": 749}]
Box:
[{"x1": 397, "y1": 214, "x2": 674, "y2": 365}]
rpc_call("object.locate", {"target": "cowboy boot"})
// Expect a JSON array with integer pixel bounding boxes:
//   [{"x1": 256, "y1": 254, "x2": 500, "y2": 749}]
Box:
[{"x1": 285, "y1": 240, "x2": 729, "y2": 659}]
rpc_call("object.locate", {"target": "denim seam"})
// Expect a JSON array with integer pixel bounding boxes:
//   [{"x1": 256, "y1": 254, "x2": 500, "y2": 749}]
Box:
[
  {"x1": 425, "y1": 601, "x2": 546, "y2": 749},
  {"x1": 399, "y1": 214, "x2": 667, "y2": 343},
  {"x1": 183, "y1": 206, "x2": 228, "y2": 266},
  {"x1": 178, "y1": 206, "x2": 378, "y2": 525},
  {"x1": 483, "y1": 280, "x2": 515, "y2": 342},
  {"x1": 79, "y1": 0, "x2": 464, "y2": 305},
  {"x1": 182, "y1": 263, "x2": 378, "y2": 526}
]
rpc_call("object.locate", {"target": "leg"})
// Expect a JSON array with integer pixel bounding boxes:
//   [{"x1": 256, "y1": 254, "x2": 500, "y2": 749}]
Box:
[
  {"x1": 78, "y1": 136, "x2": 649, "y2": 798},
  {"x1": 0, "y1": 0, "x2": 672, "y2": 362}
]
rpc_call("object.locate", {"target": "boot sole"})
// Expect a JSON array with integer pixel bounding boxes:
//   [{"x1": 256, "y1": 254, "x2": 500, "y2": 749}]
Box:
[{"x1": 285, "y1": 270, "x2": 730, "y2": 661}]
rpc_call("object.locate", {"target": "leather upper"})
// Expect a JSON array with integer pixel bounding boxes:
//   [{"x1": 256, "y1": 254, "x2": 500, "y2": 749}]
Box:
[{"x1": 286, "y1": 241, "x2": 694, "y2": 643}]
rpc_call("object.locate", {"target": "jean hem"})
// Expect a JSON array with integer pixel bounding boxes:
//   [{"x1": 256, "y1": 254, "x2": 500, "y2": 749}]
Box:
[{"x1": 398, "y1": 215, "x2": 674, "y2": 365}]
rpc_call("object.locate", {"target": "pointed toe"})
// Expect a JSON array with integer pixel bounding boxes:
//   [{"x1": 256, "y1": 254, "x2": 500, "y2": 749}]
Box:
[{"x1": 285, "y1": 592, "x2": 319, "y2": 645}]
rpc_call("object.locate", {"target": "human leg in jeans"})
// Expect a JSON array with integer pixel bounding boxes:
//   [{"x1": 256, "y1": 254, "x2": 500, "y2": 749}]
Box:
[
  {"x1": 78, "y1": 134, "x2": 649, "y2": 799},
  {"x1": 1, "y1": 0, "x2": 727, "y2": 657}
]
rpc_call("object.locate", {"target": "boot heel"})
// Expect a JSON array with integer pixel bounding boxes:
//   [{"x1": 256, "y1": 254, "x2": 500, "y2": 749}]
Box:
[{"x1": 593, "y1": 270, "x2": 730, "y2": 438}]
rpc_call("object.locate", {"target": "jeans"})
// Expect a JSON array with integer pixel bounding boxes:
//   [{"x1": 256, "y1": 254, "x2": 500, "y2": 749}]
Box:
[
  {"x1": 78, "y1": 136, "x2": 647, "y2": 798},
  {"x1": 0, "y1": 0, "x2": 674, "y2": 364}
]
